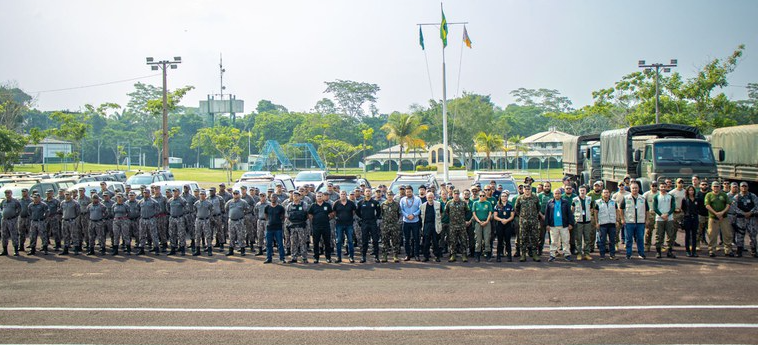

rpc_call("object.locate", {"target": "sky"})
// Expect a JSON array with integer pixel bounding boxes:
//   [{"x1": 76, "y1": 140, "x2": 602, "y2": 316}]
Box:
[{"x1": 1, "y1": 0, "x2": 757, "y2": 115}]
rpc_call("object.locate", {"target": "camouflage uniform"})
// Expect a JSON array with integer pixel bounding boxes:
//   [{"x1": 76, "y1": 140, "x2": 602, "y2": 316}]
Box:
[
  {"x1": 125, "y1": 198, "x2": 141, "y2": 246},
  {"x1": 153, "y1": 194, "x2": 169, "y2": 248},
  {"x1": 27, "y1": 201, "x2": 48, "y2": 252},
  {"x1": 44, "y1": 197, "x2": 61, "y2": 250},
  {"x1": 643, "y1": 190, "x2": 657, "y2": 251},
  {"x1": 514, "y1": 194, "x2": 541, "y2": 259},
  {"x1": 87, "y1": 202, "x2": 108, "y2": 253},
  {"x1": 17, "y1": 195, "x2": 31, "y2": 251},
  {"x1": 77, "y1": 194, "x2": 91, "y2": 249},
  {"x1": 209, "y1": 194, "x2": 224, "y2": 248},
  {"x1": 101, "y1": 198, "x2": 115, "y2": 248},
  {"x1": 733, "y1": 192, "x2": 758, "y2": 255},
  {"x1": 445, "y1": 199, "x2": 470, "y2": 259},
  {"x1": 217, "y1": 190, "x2": 232, "y2": 246},
  {"x1": 111, "y1": 201, "x2": 131, "y2": 252},
  {"x1": 242, "y1": 193, "x2": 256, "y2": 248},
  {"x1": 380, "y1": 199, "x2": 401, "y2": 259},
  {"x1": 182, "y1": 191, "x2": 197, "y2": 247},
  {"x1": 168, "y1": 196, "x2": 187, "y2": 252},
  {"x1": 254, "y1": 199, "x2": 270, "y2": 252},
  {"x1": 225, "y1": 198, "x2": 249, "y2": 253},
  {"x1": 286, "y1": 201, "x2": 309, "y2": 261},
  {"x1": 194, "y1": 198, "x2": 214, "y2": 255},
  {"x1": 60, "y1": 199, "x2": 80, "y2": 251},
  {"x1": 138, "y1": 197, "x2": 160, "y2": 253}
]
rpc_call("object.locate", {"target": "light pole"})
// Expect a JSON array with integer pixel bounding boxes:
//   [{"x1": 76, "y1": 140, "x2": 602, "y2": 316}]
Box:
[
  {"x1": 638, "y1": 59, "x2": 677, "y2": 124},
  {"x1": 146, "y1": 56, "x2": 182, "y2": 170}
]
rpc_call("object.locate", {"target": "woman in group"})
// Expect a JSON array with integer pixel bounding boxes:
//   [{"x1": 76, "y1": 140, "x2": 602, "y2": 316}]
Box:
[
  {"x1": 493, "y1": 191, "x2": 515, "y2": 262},
  {"x1": 683, "y1": 185, "x2": 700, "y2": 257}
]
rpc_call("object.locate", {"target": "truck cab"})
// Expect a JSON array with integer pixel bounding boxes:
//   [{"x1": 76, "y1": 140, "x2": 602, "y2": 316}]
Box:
[{"x1": 636, "y1": 138, "x2": 719, "y2": 190}]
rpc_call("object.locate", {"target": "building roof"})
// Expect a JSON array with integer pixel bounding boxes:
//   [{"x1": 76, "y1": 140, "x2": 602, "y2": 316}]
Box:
[
  {"x1": 521, "y1": 127, "x2": 574, "y2": 144},
  {"x1": 364, "y1": 144, "x2": 429, "y2": 161},
  {"x1": 26, "y1": 137, "x2": 73, "y2": 147}
]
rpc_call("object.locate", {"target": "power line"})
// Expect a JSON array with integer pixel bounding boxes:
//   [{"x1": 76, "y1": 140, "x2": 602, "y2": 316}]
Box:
[{"x1": 28, "y1": 74, "x2": 161, "y2": 94}]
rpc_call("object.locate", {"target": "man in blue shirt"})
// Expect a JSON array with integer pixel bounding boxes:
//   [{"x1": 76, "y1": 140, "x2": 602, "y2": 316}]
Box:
[
  {"x1": 400, "y1": 186, "x2": 422, "y2": 261},
  {"x1": 544, "y1": 188, "x2": 575, "y2": 262}
]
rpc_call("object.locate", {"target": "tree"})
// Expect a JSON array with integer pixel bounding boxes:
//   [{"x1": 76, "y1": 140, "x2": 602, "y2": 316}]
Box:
[
  {"x1": 191, "y1": 126, "x2": 243, "y2": 183},
  {"x1": 313, "y1": 98, "x2": 336, "y2": 115},
  {"x1": 381, "y1": 112, "x2": 428, "y2": 172},
  {"x1": 315, "y1": 136, "x2": 367, "y2": 172},
  {"x1": 0, "y1": 82, "x2": 33, "y2": 131},
  {"x1": 46, "y1": 111, "x2": 91, "y2": 171},
  {"x1": 153, "y1": 126, "x2": 180, "y2": 168},
  {"x1": 361, "y1": 127, "x2": 374, "y2": 171},
  {"x1": 324, "y1": 79, "x2": 380, "y2": 118},
  {"x1": 256, "y1": 100, "x2": 288, "y2": 114},
  {"x1": 0, "y1": 127, "x2": 30, "y2": 172},
  {"x1": 474, "y1": 132, "x2": 504, "y2": 170},
  {"x1": 506, "y1": 135, "x2": 527, "y2": 171}
]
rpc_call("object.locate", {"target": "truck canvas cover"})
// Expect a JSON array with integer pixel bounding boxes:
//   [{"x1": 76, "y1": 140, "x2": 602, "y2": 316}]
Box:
[
  {"x1": 710, "y1": 125, "x2": 758, "y2": 166},
  {"x1": 601, "y1": 124, "x2": 704, "y2": 170},
  {"x1": 563, "y1": 134, "x2": 600, "y2": 176}
]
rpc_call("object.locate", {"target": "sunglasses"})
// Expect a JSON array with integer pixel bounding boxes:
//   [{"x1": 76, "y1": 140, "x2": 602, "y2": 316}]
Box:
[{"x1": 479, "y1": 194, "x2": 485, "y2": 197}]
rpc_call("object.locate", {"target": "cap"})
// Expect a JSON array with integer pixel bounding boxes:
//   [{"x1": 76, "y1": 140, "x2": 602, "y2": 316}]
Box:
[
  {"x1": 562, "y1": 176, "x2": 570, "y2": 182},
  {"x1": 240, "y1": 185, "x2": 247, "y2": 190},
  {"x1": 209, "y1": 187, "x2": 216, "y2": 191},
  {"x1": 21, "y1": 188, "x2": 29, "y2": 192},
  {"x1": 140, "y1": 185, "x2": 147, "y2": 189},
  {"x1": 740, "y1": 182, "x2": 749, "y2": 187},
  {"x1": 676, "y1": 178, "x2": 684, "y2": 183},
  {"x1": 91, "y1": 195, "x2": 100, "y2": 199},
  {"x1": 399, "y1": 185, "x2": 406, "y2": 189},
  {"x1": 267, "y1": 188, "x2": 274, "y2": 192},
  {"x1": 199, "y1": 190, "x2": 207, "y2": 195},
  {"x1": 172, "y1": 187, "x2": 180, "y2": 192},
  {"x1": 63, "y1": 191, "x2": 71, "y2": 195},
  {"x1": 327, "y1": 182, "x2": 334, "y2": 187},
  {"x1": 524, "y1": 176, "x2": 533, "y2": 182},
  {"x1": 125, "y1": 184, "x2": 132, "y2": 188},
  {"x1": 387, "y1": 190, "x2": 395, "y2": 195},
  {"x1": 115, "y1": 194, "x2": 123, "y2": 198},
  {"x1": 232, "y1": 190, "x2": 240, "y2": 194},
  {"x1": 453, "y1": 189, "x2": 460, "y2": 194},
  {"x1": 31, "y1": 193, "x2": 39, "y2": 198},
  {"x1": 219, "y1": 183, "x2": 226, "y2": 187},
  {"x1": 128, "y1": 191, "x2": 136, "y2": 196},
  {"x1": 712, "y1": 181, "x2": 721, "y2": 187},
  {"x1": 184, "y1": 184, "x2": 190, "y2": 189},
  {"x1": 651, "y1": 182, "x2": 659, "y2": 187},
  {"x1": 730, "y1": 182, "x2": 738, "y2": 187},
  {"x1": 46, "y1": 189, "x2": 53, "y2": 193},
  {"x1": 293, "y1": 191, "x2": 301, "y2": 196}
]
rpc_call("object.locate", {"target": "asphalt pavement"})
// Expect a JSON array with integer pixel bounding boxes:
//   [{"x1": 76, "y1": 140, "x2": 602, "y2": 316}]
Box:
[{"x1": 0, "y1": 246, "x2": 756, "y2": 345}]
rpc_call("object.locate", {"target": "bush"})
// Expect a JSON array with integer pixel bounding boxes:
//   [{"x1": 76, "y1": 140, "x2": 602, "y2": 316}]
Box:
[
  {"x1": 449, "y1": 166, "x2": 466, "y2": 171},
  {"x1": 415, "y1": 165, "x2": 438, "y2": 171}
]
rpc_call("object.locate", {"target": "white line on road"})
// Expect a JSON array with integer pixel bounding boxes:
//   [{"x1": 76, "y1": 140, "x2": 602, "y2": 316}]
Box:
[
  {"x1": 0, "y1": 305, "x2": 755, "y2": 313},
  {"x1": 0, "y1": 323, "x2": 755, "y2": 331}
]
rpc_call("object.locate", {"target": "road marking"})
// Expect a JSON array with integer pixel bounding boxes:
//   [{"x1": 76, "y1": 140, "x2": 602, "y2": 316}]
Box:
[
  {"x1": 0, "y1": 305, "x2": 755, "y2": 313},
  {"x1": 0, "y1": 323, "x2": 755, "y2": 331}
]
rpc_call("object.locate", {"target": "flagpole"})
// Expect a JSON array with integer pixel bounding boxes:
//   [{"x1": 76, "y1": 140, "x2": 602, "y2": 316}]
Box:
[{"x1": 442, "y1": 35, "x2": 449, "y2": 184}]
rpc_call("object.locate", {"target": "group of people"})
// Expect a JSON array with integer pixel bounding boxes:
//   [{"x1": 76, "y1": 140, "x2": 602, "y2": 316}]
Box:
[{"x1": 0, "y1": 175, "x2": 756, "y2": 265}]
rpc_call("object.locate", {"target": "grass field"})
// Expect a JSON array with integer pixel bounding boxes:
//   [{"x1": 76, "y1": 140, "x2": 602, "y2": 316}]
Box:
[{"x1": 13, "y1": 163, "x2": 564, "y2": 185}]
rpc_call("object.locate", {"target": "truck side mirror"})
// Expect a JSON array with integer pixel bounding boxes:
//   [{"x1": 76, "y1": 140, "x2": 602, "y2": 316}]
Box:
[
  {"x1": 718, "y1": 149, "x2": 725, "y2": 162},
  {"x1": 633, "y1": 149, "x2": 641, "y2": 163}
]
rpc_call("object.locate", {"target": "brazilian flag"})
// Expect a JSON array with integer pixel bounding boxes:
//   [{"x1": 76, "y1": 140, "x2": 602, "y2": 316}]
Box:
[{"x1": 440, "y1": 8, "x2": 448, "y2": 48}]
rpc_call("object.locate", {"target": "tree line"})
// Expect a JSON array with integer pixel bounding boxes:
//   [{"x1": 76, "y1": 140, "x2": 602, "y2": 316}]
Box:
[{"x1": 0, "y1": 45, "x2": 755, "y2": 173}]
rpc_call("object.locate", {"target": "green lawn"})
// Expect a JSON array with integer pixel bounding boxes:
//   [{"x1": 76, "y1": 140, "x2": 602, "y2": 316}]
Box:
[{"x1": 13, "y1": 163, "x2": 565, "y2": 185}]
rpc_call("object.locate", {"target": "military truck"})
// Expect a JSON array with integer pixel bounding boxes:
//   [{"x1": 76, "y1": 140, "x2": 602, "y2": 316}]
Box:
[
  {"x1": 709, "y1": 124, "x2": 758, "y2": 192},
  {"x1": 599, "y1": 124, "x2": 719, "y2": 191},
  {"x1": 562, "y1": 134, "x2": 601, "y2": 188}
]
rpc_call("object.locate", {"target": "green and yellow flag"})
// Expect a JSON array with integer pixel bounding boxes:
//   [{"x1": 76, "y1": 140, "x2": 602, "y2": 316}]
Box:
[
  {"x1": 440, "y1": 8, "x2": 448, "y2": 48},
  {"x1": 463, "y1": 25, "x2": 472, "y2": 48},
  {"x1": 419, "y1": 26, "x2": 425, "y2": 50}
]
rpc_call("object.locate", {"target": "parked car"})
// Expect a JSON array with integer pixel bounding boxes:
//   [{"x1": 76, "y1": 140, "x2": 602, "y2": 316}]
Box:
[
  {"x1": 0, "y1": 178, "x2": 78, "y2": 198},
  {"x1": 388, "y1": 172, "x2": 440, "y2": 195},
  {"x1": 473, "y1": 171, "x2": 519, "y2": 202},
  {"x1": 126, "y1": 173, "x2": 166, "y2": 187},
  {"x1": 69, "y1": 181, "x2": 126, "y2": 196},
  {"x1": 316, "y1": 175, "x2": 372, "y2": 193},
  {"x1": 106, "y1": 170, "x2": 127, "y2": 182},
  {"x1": 238, "y1": 171, "x2": 273, "y2": 181},
  {"x1": 0, "y1": 183, "x2": 34, "y2": 201},
  {"x1": 294, "y1": 170, "x2": 327, "y2": 189},
  {"x1": 233, "y1": 175, "x2": 296, "y2": 194},
  {"x1": 150, "y1": 180, "x2": 201, "y2": 195}
]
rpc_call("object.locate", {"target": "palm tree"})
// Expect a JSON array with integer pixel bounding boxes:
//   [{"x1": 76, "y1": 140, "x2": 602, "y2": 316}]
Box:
[
  {"x1": 474, "y1": 132, "x2": 503, "y2": 170},
  {"x1": 381, "y1": 113, "x2": 429, "y2": 172},
  {"x1": 507, "y1": 135, "x2": 527, "y2": 171}
]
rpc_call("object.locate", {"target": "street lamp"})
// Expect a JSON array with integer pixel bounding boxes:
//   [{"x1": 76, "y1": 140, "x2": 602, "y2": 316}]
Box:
[
  {"x1": 146, "y1": 56, "x2": 182, "y2": 169},
  {"x1": 638, "y1": 59, "x2": 677, "y2": 124}
]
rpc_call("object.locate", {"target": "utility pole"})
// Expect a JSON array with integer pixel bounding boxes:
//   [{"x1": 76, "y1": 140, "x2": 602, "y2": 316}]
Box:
[
  {"x1": 417, "y1": 5, "x2": 467, "y2": 183},
  {"x1": 146, "y1": 56, "x2": 182, "y2": 170},
  {"x1": 638, "y1": 59, "x2": 677, "y2": 124}
]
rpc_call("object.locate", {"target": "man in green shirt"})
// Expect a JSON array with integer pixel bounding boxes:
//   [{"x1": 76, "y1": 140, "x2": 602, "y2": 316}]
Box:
[
  {"x1": 471, "y1": 191, "x2": 493, "y2": 262},
  {"x1": 705, "y1": 181, "x2": 733, "y2": 257},
  {"x1": 537, "y1": 182, "x2": 554, "y2": 256},
  {"x1": 587, "y1": 181, "x2": 603, "y2": 252}
]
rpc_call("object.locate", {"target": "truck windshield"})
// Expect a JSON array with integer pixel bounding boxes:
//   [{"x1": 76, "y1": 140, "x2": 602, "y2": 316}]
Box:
[
  {"x1": 654, "y1": 142, "x2": 715, "y2": 165},
  {"x1": 590, "y1": 146, "x2": 601, "y2": 164}
]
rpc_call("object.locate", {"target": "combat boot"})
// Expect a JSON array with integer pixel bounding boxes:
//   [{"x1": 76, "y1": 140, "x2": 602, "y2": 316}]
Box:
[
  {"x1": 59, "y1": 246, "x2": 69, "y2": 255},
  {"x1": 111, "y1": 246, "x2": 118, "y2": 256},
  {"x1": 381, "y1": 253, "x2": 388, "y2": 263},
  {"x1": 225, "y1": 247, "x2": 234, "y2": 256},
  {"x1": 207, "y1": 246, "x2": 213, "y2": 256},
  {"x1": 360, "y1": 255, "x2": 367, "y2": 263},
  {"x1": 448, "y1": 254, "x2": 456, "y2": 262},
  {"x1": 474, "y1": 252, "x2": 481, "y2": 263},
  {"x1": 655, "y1": 248, "x2": 662, "y2": 259},
  {"x1": 485, "y1": 252, "x2": 492, "y2": 262},
  {"x1": 532, "y1": 253, "x2": 541, "y2": 262},
  {"x1": 0, "y1": 246, "x2": 7, "y2": 256},
  {"x1": 239, "y1": 247, "x2": 245, "y2": 256},
  {"x1": 73, "y1": 245, "x2": 81, "y2": 255},
  {"x1": 13, "y1": 245, "x2": 19, "y2": 256},
  {"x1": 136, "y1": 247, "x2": 145, "y2": 255},
  {"x1": 219, "y1": 243, "x2": 224, "y2": 252},
  {"x1": 190, "y1": 240, "x2": 195, "y2": 252},
  {"x1": 99, "y1": 246, "x2": 106, "y2": 255},
  {"x1": 29, "y1": 246, "x2": 36, "y2": 255},
  {"x1": 192, "y1": 247, "x2": 201, "y2": 256},
  {"x1": 506, "y1": 252, "x2": 513, "y2": 262},
  {"x1": 393, "y1": 255, "x2": 399, "y2": 263},
  {"x1": 153, "y1": 246, "x2": 160, "y2": 256},
  {"x1": 18, "y1": 243, "x2": 25, "y2": 252},
  {"x1": 125, "y1": 245, "x2": 131, "y2": 255},
  {"x1": 168, "y1": 247, "x2": 177, "y2": 256},
  {"x1": 462, "y1": 254, "x2": 468, "y2": 263},
  {"x1": 666, "y1": 249, "x2": 676, "y2": 258},
  {"x1": 496, "y1": 253, "x2": 502, "y2": 262},
  {"x1": 86, "y1": 246, "x2": 95, "y2": 255},
  {"x1": 42, "y1": 245, "x2": 49, "y2": 255},
  {"x1": 161, "y1": 242, "x2": 168, "y2": 253},
  {"x1": 513, "y1": 248, "x2": 520, "y2": 258},
  {"x1": 180, "y1": 246, "x2": 186, "y2": 256},
  {"x1": 737, "y1": 247, "x2": 743, "y2": 258},
  {"x1": 55, "y1": 241, "x2": 61, "y2": 252}
]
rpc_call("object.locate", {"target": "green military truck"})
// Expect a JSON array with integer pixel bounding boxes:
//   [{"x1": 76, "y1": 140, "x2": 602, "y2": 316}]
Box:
[
  {"x1": 709, "y1": 124, "x2": 758, "y2": 192},
  {"x1": 562, "y1": 134, "x2": 601, "y2": 188},
  {"x1": 599, "y1": 124, "x2": 719, "y2": 191}
]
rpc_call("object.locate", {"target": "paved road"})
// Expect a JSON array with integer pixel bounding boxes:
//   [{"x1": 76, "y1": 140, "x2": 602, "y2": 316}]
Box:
[{"x1": 0, "y1": 251, "x2": 756, "y2": 345}]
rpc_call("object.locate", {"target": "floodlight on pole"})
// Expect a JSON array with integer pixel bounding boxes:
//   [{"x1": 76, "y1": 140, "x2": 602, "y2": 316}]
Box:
[
  {"x1": 146, "y1": 56, "x2": 182, "y2": 169},
  {"x1": 638, "y1": 59, "x2": 677, "y2": 124}
]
